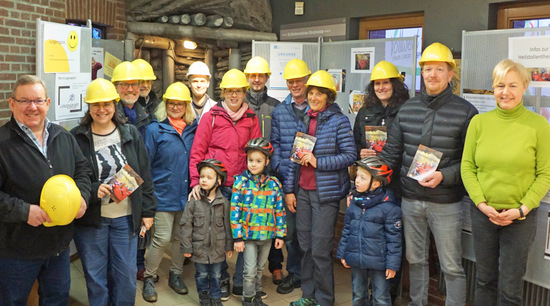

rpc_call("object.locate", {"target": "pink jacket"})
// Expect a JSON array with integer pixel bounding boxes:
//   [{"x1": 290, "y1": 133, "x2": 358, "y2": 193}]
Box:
[{"x1": 190, "y1": 104, "x2": 261, "y2": 187}]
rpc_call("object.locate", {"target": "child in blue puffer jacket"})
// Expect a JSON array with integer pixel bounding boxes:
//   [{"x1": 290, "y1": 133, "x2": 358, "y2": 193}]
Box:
[{"x1": 337, "y1": 156, "x2": 402, "y2": 306}]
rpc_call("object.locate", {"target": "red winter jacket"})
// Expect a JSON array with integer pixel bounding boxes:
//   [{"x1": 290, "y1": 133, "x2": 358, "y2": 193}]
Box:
[{"x1": 190, "y1": 103, "x2": 261, "y2": 187}]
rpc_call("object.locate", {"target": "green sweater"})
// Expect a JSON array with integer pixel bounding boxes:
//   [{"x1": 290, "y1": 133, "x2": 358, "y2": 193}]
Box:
[{"x1": 461, "y1": 102, "x2": 550, "y2": 211}]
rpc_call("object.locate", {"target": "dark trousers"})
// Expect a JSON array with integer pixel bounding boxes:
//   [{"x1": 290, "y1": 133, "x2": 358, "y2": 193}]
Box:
[
  {"x1": 0, "y1": 248, "x2": 70, "y2": 306},
  {"x1": 195, "y1": 262, "x2": 223, "y2": 299},
  {"x1": 471, "y1": 203, "x2": 537, "y2": 306},
  {"x1": 296, "y1": 187, "x2": 339, "y2": 306}
]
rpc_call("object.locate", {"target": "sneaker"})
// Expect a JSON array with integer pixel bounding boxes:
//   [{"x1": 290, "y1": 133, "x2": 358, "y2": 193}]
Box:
[
  {"x1": 142, "y1": 277, "x2": 158, "y2": 302},
  {"x1": 272, "y1": 269, "x2": 284, "y2": 285},
  {"x1": 220, "y1": 279, "x2": 230, "y2": 301},
  {"x1": 232, "y1": 285, "x2": 243, "y2": 297},
  {"x1": 168, "y1": 271, "x2": 188, "y2": 295},
  {"x1": 289, "y1": 298, "x2": 318, "y2": 306},
  {"x1": 199, "y1": 291, "x2": 211, "y2": 306},
  {"x1": 242, "y1": 296, "x2": 255, "y2": 306},
  {"x1": 277, "y1": 274, "x2": 301, "y2": 294},
  {"x1": 210, "y1": 298, "x2": 223, "y2": 306},
  {"x1": 259, "y1": 291, "x2": 268, "y2": 299},
  {"x1": 254, "y1": 291, "x2": 268, "y2": 306}
]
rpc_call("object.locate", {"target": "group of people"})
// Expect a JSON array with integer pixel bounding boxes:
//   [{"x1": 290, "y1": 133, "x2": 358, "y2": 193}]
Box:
[{"x1": 0, "y1": 41, "x2": 548, "y2": 306}]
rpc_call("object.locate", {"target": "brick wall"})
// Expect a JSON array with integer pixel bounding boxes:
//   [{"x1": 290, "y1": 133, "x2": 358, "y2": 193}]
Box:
[{"x1": 0, "y1": 0, "x2": 126, "y2": 125}]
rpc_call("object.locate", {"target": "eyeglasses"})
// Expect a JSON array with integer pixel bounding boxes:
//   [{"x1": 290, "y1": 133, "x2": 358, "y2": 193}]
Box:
[
  {"x1": 90, "y1": 102, "x2": 114, "y2": 109},
  {"x1": 225, "y1": 89, "x2": 245, "y2": 96},
  {"x1": 12, "y1": 99, "x2": 47, "y2": 106},
  {"x1": 166, "y1": 102, "x2": 187, "y2": 109},
  {"x1": 117, "y1": 82, "x2": 140, "y2": 90}
]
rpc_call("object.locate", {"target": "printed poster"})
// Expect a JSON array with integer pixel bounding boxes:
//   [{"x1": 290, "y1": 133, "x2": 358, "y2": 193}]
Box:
[
  {"x1": 327, "y1": 69, "x2": 345, "y2": 93},
  {"x1": 509, "y1": 36, "x2": 550, "y2": 88},
  {"x1": 463, "y1": 93, "x2": 497, "y2": 114},
  {"x1": 270, "y1": 43, "x2": 303, "y2": 89},
  {"x1": 55, "y1": 73, "x2": 89, "y2": 121},
  {"x1": 103, "y1": 51, "x2": 122, "y2": 79},
  {"x1": 43, "y1": 22, "x2": 81, "y2": 73},
  {"x1": 348, "y1": 90, "x2": 365, "y2": 114},
  {"x1": 91, "y1": 47, "x2": 104, "y2": 80},
  {"x1": 351, "y1": 47, "x2": 375, "y2": 73}
]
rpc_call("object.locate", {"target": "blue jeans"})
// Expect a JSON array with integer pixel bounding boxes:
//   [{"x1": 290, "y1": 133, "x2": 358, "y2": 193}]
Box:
[
  {"x1": 351, "y1": 268, "x2": 391, "y2": 306},
  {"x1": 242, "y1": 240, "x2": 271, "y2": 297},
  {"x1": 296, "y1": 188, "x2": 340, "y2": 306},
  {"x1": 401, "y1": 197, "x2": 466, "y2": 306},
  {"x1": 0, "y1": 248, "x2": 70, "y2": 306},
  {"x1": 471, "y1": 203, "x2": 537, "y2": 306},
  {"x1": 195, "y1": 262, "x2": 223, "y2": 299},
  {"x1": 284, "y1": 202, "x2": 302, "y2": 278},
  {"x1": 73, "y1": 215, "x2": 138, "y2": 306}
]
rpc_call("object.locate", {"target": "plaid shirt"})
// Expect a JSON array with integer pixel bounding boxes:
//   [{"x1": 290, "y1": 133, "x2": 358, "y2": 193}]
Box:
[{"x1": 230, "y1": 170, "x2": 286, "y2": 242}]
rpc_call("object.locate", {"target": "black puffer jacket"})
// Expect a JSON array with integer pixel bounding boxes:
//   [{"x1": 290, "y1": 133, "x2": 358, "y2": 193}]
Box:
[
  {"x1": 353, "y1": 102, "x2": 400, "y2": 157},
  {"x1": 0, "y1": 118, "x2": 91, "y2": 259},
  {"x1": 380, "y1": 85, "x2": 478, "y2": 203},
  {"x1": 245, "y1": 88, "x2": 280, "y2": 140}
]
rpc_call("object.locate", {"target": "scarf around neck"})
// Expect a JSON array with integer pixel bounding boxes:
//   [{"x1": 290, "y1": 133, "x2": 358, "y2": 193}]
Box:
[
  {"x1": 222, "y1": 101, "x2": 249, "y2": 122},
  {"x1": 167, "y1": 116, "x2": 187, "y2": 135}
]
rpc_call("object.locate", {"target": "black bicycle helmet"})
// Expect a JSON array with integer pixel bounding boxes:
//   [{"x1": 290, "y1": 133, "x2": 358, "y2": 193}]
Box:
[
  {"x1": 197, "y1": 159, "x2": 228, "y2": 184},
  {"x1": 355, "y1": 156, "x2": 393, "y2": 186},
  {"x1": 244, "y1": 137, "x2": 274, "y2": 158}
]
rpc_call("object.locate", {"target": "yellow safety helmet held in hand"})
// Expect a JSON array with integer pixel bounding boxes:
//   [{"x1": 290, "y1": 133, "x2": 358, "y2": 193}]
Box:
[
  {"x1": 163, "y1": 82, "x2": 192, "y2": 102},
  {"x1": 132, "y1": 59, "x2": 157, "y2": 80},
  {"x1": 84, "y1": 78, "x2": 120, "y2": 103},
  {"x1": 219, "y1": 69, "x2": 249, "y2": 90},
  {"x1": 370, "y1": 61, "x2": 404, "y2": 82},
  {"x1": 306, "y1": 70, "x2": 337, "y2": 94},
  {"x1": 244, "y1": 56, "x2": 271, "y2": 76},
  {"x1": 111, "y1": 61, "x2": 142, "y2": 83},
  {"x1": 419, "y1": 42, "x2": 456, "y2": 70},
  {"x1": 282, "y1": 59, "x2": 311, "y2": 80},
  {"x1": 40, "y1": 175, "x2": 81, "y2": 227}
]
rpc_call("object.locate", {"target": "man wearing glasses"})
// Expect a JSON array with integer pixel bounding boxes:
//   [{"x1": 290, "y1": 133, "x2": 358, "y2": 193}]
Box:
[
  {"x1": 112, "y1": 61, "x2": 151, "y2": 137},
  {"x1": 0, "y1": 75, "x2": 91, "y2": 304}
]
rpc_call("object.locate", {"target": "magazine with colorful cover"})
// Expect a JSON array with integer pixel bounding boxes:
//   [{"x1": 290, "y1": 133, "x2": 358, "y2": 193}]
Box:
[
  {"x1": 108, "y1": 164, "x2": 144, "y2": 204},
  {"x1": 290, "y1": 132, "x2": 317, "y2": 164},
  {"x1": 406, "y1": 145, "x2": 443, "y2": 181},
  {"x1": 365, "y1": 126, "x2": 387, "y2": 154}
]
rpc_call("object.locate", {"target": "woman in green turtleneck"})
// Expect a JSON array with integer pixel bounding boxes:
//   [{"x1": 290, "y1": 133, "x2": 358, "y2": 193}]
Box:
[{"x1": 461, "y1": 59, "x2": 550, "y2": 306}]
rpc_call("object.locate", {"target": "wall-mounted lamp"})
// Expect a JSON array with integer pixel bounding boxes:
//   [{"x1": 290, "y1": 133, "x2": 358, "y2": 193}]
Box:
[{"x1": 183, "y1": 40, "x2": 197, "y2": 50}]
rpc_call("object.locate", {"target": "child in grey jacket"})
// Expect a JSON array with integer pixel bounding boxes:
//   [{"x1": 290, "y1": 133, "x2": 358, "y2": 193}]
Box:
[{"x1": 180, "y1": 159, "x2": 233, "y2": 306}]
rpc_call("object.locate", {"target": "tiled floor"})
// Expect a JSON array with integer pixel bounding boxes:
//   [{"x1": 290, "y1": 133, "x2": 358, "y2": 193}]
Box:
[{"x1": 68, "y1": 248, "x2": 411, "y2": 305}]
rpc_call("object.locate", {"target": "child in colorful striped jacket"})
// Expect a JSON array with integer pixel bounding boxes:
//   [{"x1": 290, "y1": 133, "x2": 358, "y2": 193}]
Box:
[{"x1": 231, "y1": 138, "x2": 287, "y2": 306}]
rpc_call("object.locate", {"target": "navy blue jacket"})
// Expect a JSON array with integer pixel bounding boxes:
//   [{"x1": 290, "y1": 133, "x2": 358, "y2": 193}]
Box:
[
  {"x1": 337, "y1": 188, "x2": 402, "y2": 271},
  {"x1": 144, "y1": 119, "x2": 197, "y2": 212},
  {"x1": 284, "y1": 102, "x2": 356, "y2": 203},
  {"x1": 270, "y1": 94, "x2": 308, "y2": 183}
]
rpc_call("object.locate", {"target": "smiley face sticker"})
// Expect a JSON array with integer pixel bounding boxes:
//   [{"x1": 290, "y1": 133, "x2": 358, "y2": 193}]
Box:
[{"x1": 67, "y1": 30, "x2": 78, "y2": 52}]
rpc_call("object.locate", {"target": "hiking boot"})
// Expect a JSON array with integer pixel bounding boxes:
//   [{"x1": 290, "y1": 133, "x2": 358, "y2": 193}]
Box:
[
  {"x1": 289, "y1": 298, "x2": 319, "y2": 306},
  {"x1": 272, "y1": 269, "x2": 284, "y2": 285},
  {"x1": 137, "y1": 268, "x2": 159, "y2": 282},
  {"x1": 277, "y1": 274, "x2": 301, "y2": 294},
  {"x1": 232, "y1": 285, "x2": 243, "y2": 297},
  {"x1": 210, "y1": 298, "x2": 223, "y2": 306},
  {"x1": 142, "y1": 276, "x2": 157, "y2": 302},
  {"x1": 168, "y1": 271, "x2": 188, "y2": 295},
  {"x1": 199, "y1": 291, "x2": 211, "y2": 306},
  {"x1": 220, "y1": 279, "x2": 230, "y2": 301}
]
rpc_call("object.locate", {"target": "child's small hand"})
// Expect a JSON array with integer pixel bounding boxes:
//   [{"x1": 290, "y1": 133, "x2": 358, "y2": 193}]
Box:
[
  {"x1": 234, "y1": 241, "x2": 245, "y2": 252},
  {"x1": 341, "y1": 258, "x2": 350, "y2": 268},
  {"x1": 184, "y1": 253, "x2": 192, "y2": 258},
  {"x1": 274, "y1": 238, "x2": 284, "y2": 249},
  {"x1": 386, "y1": 269, "x2": 396, "y2": 279},
  {"x1": 226, "y1": 250, "x2": 233, "y2": 258}
]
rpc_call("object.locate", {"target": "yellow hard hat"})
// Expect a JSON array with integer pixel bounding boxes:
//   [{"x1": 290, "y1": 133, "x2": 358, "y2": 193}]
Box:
[
  {"x1": 306, "y1": 70, "x2": 337, "y2": 94},
  {"x1": 132, "y1": 59, "x2": 157, "y2": 81},
  {"x1": 111, "y1": 61, "x2": 142, "y2": 83},
  {"x1": 282, "y1": 59, "x2": 311, "y2": 80},
  {"x1": 163, "y1": 82, "x2": 192, "y2": 102},
  {"x1": 219, "y1": 69, "x2": 249, "y2": 90},
  {"x1": 40, "y1": 175, "x2": 81, "y2": 227},
  {"x1": 244, "y1": 56, "x2": 271, "y2": 76},
  {"x1": 84, "y1": 78, "x2": 120, "y2": 103},
  {"x1": 370, "y1": 61, "x2": 404, "y2": 82},
  {"x1": 419, "y1": 42, "x2": 456, "y2": 70}
]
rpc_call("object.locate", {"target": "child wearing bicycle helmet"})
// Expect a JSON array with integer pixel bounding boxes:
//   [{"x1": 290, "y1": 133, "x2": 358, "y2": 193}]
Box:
[
  {"x1": 180, "y1": 159, "x2": 233, "y2": 306},
  {"x1": 230, "y1": 138, "x2": 287, "y2": 306},
  {"x1": 337, "y1": 156, "x2": 402, "y2": 305}
]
